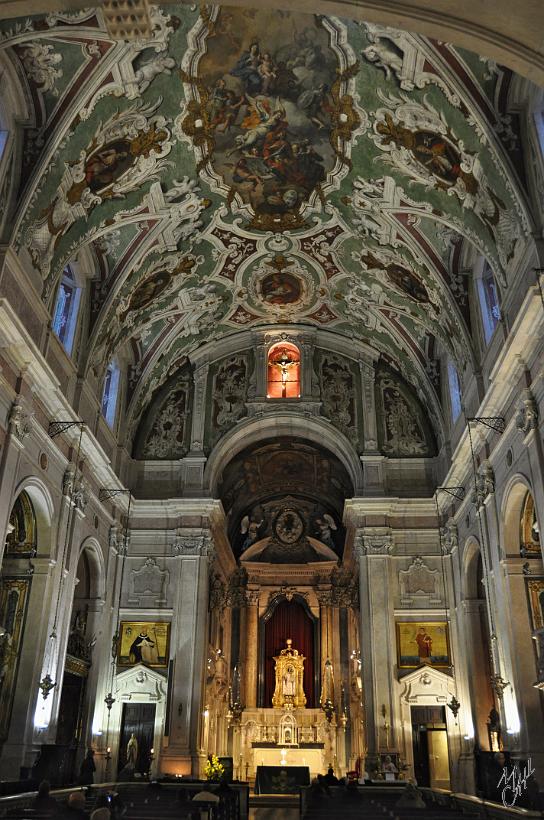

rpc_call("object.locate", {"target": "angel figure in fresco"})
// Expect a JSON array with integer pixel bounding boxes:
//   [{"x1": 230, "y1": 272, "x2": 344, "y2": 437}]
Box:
[
  {"x1": 227, "y1": 98, "x2": 286, "y2": 156},
  {"x1": 315, "y1": 514, "x2": 337, "y2": 549},
  {"x1": 240, "y1": 513, "x2": 264, "y2": 552}
]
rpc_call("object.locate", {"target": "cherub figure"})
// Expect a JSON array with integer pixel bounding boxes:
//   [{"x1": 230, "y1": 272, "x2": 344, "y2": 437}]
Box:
[
  {"x1": 240, "y1": 513, "x2": 264, "y2": 552},
  {"x1": 315, "y1": 514, "x2": 337, "y2": 549}
]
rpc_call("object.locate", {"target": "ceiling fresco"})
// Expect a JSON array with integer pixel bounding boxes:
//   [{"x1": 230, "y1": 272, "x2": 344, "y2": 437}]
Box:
[{"x1": 0, "y1": 3, "x2": 534, "y2": 438}]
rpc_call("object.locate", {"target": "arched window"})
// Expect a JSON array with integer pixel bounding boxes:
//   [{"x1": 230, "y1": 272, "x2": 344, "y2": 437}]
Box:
[
  {"x1": 267, "y1": 342, "x2": 301, "y2": 399},
  {"x1": 447, "y1": 360, "x2": 462, "y2": 422},
  {"x1": 0, "y1": 129, "x2": 7, "y2": 162},
  {"x1": 476, "y1": 259, "x2": 500, "y2": 344},
  {"x1": 52, "y1": 265, "x2": 81, "y2": 355},
  {"x1": 101, "y1": 360, "x2": 121, "y2": 428}
]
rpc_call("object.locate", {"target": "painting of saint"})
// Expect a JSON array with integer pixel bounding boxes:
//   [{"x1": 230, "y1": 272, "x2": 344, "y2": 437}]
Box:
[
  {"x1": 120, "y1": 270, "x2": 172, "y2": 321},
  {"x1": 183, "y1": 8, "x2": 352, "y2": 224},
  {"x1": 412, "y1": 131, "x2": 463, "y2": 187},
  {"x1": 396, "y1": 622, "x2": 449, "y2": 668},
  {"x1": 118, "y1": 621, "x2": 170, "y2": 667},
  {"x1": 386, "y1": 263, "x2": 429, "y2": 303},
  {"x1": 84, "y1": 139, "x2": 134, "y2": 194},
  {"x1": 260, "y1": 271, "x2": 302, "y2": 305}
]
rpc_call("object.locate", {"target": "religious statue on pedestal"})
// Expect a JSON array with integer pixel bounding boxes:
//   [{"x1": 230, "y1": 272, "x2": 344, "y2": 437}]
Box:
[{"x1": 272, "y1": 638, "x2": 306, "y2": 708}]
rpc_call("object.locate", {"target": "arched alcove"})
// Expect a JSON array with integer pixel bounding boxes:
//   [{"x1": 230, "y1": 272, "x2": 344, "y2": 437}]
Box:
[{"x1": 260, "y1": 595, "x2": 318, "y2": 708}]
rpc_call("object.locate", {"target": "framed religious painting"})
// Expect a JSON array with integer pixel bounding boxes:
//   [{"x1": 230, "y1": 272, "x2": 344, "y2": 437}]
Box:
[
  {"x1": 118, "y1": 621, "x2": 170, "y2": 668},
  {"x1": 527, "y1": 580, "x2": 544, "y2": 629},
  {"x1": 396, "y1": 621, "x2": 450, "y2": 668}
]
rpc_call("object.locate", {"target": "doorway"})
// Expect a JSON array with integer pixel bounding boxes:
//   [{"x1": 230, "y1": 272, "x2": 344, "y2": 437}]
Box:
[
  {"x1": 411, "y1": 705, "x2": 450, "y2": 788},
  {"x1": 118, "y1": 703, "x2": 156, "y2": 775}
]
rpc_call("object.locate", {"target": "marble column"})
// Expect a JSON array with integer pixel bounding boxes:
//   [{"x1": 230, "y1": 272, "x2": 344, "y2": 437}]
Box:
[
  {"x1": 0, "y1": 557, "x2": 56, "y2": 777},
  {"x1": 0, "y1": 397, "x2": 33, "y2": 566},
  {"x1": 162, "y1": 532, "x2": 213, "y2": 776},
  {"x1": 355, "y1": 530, "x2": 396, "y2": 762},
  {"x1": 244, "y1": 589, "x2": 259, "y2": 708}
]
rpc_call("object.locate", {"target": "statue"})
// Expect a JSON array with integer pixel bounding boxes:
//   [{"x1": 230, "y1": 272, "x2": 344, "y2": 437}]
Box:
[
  {"x1": 127, "y1": 733, "x2": 138, "y2": 767},
  {"x1": 272, "y1": 639, "x2": 306, "y2": 709}
]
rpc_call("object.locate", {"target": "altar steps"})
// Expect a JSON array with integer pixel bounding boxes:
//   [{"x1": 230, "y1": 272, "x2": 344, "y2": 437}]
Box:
[{"x1": 249, "y1": 792, "x2": 299, "y2": 819}]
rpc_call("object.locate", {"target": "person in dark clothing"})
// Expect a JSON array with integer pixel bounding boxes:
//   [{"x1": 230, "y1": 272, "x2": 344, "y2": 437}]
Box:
[
  {"x1": 79, "y1": 749, "x2": 96, "y2": 786},
  {"x1": 32, "y1": 781, "x2": 59, "y2": 816},
  {"x1": 61, "y1": 792, "x2": 89, "y2": 820},
  {"x1": 323, "y1": 767, "x2": 339, "y2": 785}
]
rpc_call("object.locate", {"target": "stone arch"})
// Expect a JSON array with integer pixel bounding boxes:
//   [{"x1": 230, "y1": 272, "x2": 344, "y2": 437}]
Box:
[
  {"x1": 9, "y1": 475, "x2": 55, "y2": 559},
  {"x1": 76, "y1": 536, "x2": 106, "y2": 602},
  {"x1": 500, "y1": 473, "x2": 534, "y2": 559},
  {"x1": 462, "y1": 536, "x2": 482, "y2": 600},
  {"x1": 204, "y1": 413, "x2": 363, "y2": 496}
]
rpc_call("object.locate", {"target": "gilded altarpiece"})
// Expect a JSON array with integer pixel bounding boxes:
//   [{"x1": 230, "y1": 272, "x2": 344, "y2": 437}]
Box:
[
  {"x1": 0, "y1": 578, "x2": 31, "y2": 740},
  {"x1": 272, "y1": 639, "x2": 306, "y2": 709}
]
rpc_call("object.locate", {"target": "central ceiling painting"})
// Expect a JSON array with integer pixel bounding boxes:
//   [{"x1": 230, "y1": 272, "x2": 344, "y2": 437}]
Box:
[{"x1": 180, "y1": 7, "x2": 360, "y2": 229}]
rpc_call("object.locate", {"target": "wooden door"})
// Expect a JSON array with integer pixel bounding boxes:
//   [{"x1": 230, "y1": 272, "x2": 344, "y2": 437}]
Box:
[{"x1": 118, "y1": 703, "x2": 156, "y2": 774}]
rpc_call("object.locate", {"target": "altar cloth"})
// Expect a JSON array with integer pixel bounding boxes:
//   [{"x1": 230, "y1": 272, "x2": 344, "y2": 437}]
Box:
[{"x1": 254, "y1": 765, "x2": 310, "y2": 795}]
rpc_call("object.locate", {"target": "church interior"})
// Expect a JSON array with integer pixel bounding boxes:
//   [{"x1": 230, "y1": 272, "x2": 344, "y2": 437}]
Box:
[{"x1": 0, "y1": 0, "x2": 543, "y2": 813}]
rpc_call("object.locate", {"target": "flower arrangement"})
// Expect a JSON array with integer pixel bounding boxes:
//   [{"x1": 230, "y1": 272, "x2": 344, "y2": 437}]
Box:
[{"x1": 205, "y1": 754, "x2": 225, "y2": 782}]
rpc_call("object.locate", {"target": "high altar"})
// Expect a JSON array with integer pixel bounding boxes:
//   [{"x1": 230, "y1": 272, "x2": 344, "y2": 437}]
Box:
[{"x1": 232, "y1": 634, "x2": 344, "y2": 778}]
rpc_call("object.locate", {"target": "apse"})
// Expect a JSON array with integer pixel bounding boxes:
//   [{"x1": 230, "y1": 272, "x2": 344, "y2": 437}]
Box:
[{"x1": 218, "y1": 436, "x2": 353, "y2": 561}]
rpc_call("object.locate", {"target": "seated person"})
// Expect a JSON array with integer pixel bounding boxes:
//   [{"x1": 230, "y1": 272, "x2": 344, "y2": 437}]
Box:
[
  {"x1": 323, "y1": 766, "x2": 339, "y2": 785},
  {"x1": 32, "y1": 781, "x2": 59, "y2": 815},
  {"x1": 61, "y1": 792, "x2": 89, "y2": 820}
]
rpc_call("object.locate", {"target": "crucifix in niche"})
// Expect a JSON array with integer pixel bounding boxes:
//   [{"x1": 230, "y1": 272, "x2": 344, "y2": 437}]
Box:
[{"x1": 267, "y1": 343, "x2": 301, "y2": 399}]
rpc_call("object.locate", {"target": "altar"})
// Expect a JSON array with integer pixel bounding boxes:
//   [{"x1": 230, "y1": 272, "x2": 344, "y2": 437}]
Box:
[{"x1": 253, "y1": 745, "x2": 324, "y2": 777}]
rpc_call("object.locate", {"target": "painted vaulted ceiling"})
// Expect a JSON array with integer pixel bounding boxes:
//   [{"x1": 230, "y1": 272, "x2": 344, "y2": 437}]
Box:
[{"x1": 0, "y1": 4, "x2": 534, "y2": 439}]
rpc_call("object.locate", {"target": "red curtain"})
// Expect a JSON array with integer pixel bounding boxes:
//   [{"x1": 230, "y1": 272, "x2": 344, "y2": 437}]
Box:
[{"x1": 263, "y1": 599, "x2": 315, "y2": 707}]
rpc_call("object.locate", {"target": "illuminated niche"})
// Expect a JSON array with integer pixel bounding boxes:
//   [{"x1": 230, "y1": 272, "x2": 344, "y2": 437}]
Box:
[{"x1": 267, "y1": 342, "x2": 301, "y2": 399}]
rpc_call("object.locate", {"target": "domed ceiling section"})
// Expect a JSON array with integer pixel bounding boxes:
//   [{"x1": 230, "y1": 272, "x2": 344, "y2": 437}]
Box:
[
  {"x1": 218, "y1": 437, "x2": 352, "y2": 562},
  {"x1": 0, "y1": 3, "x2": 533, "y2": 432}
]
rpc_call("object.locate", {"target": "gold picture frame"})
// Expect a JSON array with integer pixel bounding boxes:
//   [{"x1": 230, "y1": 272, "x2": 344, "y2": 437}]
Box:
[
  {"x1": 396, "y1": 621, "x2": 450, "y2": 668},
  {"x1": 117, "y1": 621, "x2": 170, "y2": 668},
  {"x1": 527, "y1": 580, "x2": 544, "y2": 630}
]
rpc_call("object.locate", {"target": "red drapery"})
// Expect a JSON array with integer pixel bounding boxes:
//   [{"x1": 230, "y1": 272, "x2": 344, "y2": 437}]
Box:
[{"x1": 263, "y1": 599, "x2": 315, "y2": 707}]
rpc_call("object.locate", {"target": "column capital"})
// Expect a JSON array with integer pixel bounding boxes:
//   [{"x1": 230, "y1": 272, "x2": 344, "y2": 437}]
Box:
[
  {"x1": 8, "y1": 396, "x2": 34, "y2": 444},
  {"x1": 173, "y1": 531, "x2": 215, "y2": 562},
  {"x1": 354, "y1": 528, "x2": 394, "y2": 557},
  {"x1": 516, "y1": 388, "x2": 539, "y2": 435}
]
